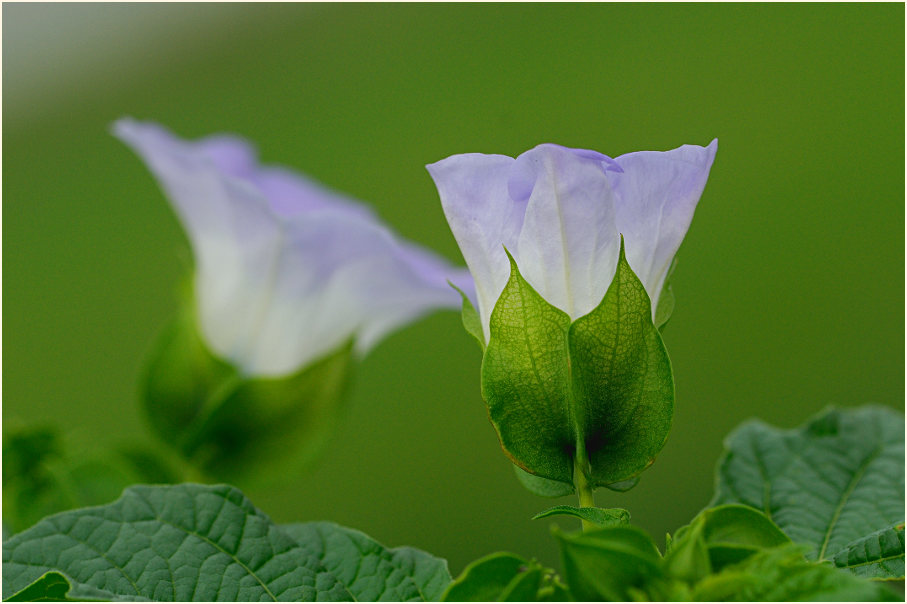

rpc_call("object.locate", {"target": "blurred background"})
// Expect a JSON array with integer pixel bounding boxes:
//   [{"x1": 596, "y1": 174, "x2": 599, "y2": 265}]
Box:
[{"x1": 3, "y1": 4, "x2": 904, "y2": 573}]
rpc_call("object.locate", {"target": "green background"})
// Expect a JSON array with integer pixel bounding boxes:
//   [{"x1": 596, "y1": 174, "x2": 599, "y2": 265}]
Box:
[{"x1": 4, "y1": 4, "x2": 903, "y2": 573}]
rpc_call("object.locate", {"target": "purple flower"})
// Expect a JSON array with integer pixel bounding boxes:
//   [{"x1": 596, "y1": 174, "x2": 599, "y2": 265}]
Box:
[
  {"x1": 427, "y1": 141, "x2": 717, "y2": 341},
  {"x1": 115, "y1": 118, "x2": 471, "y2": 376}
]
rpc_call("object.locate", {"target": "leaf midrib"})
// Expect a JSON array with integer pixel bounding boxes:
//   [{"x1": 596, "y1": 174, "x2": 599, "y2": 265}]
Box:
[{"x1": 817, "y1": 443, "x2": 883, "y2": 561}]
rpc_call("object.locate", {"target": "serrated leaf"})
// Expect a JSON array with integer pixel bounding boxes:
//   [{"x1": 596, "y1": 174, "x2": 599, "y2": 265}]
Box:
[
  {"x1": 450, "y1": 281, "x2": 484, "y2": 351},
  {"x1": 2, "y1": 484, "x2": 352, "y2": 601},
  {"x1": 484, "y1": 241, "x2": 673, "y2": 489},
  {"x1": 512, "y1": 465, "x2": 573, "y2": 498},
  {"x1": 832, "y1": 524, "x2": 905, "y2": 581},
  {"x1": 691, "y1": 545, "x2": 900, "y2": 601},
  {"x1": 712, "y1": 406, "x2": 905, "y2": 579},
  {"x1": 281, "y1": 522, "x2": 450, "y2": 601},
  {"x1": 568, "y1": 240, "x2": 674, "y2": 486},
  {"x1": 532, "y1": 505, "x2": 629, "y2": 527},
  {"x1": 555, "y1": 525, "x2": 664, "y2": 601}
]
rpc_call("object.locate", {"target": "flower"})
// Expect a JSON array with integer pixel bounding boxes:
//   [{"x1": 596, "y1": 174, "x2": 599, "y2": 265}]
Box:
[
  {"x1": 114, "y1": 118, "x2": 472, "y2": 377},
  {"x1": 427, "y1": 140, "x2": 717, "y2": 341}
]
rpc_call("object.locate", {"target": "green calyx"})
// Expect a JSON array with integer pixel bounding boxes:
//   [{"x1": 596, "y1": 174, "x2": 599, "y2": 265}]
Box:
[
  {"x1": 141, "y1": 296, "x2": 354, "y2": 486},
  {"x1": 478, "y1": 237, "x2": 674, "y2": 493}
]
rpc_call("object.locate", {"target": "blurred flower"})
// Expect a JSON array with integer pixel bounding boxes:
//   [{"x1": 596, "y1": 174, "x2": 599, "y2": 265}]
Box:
[
  {"x1": 115, "y1": 118, "x2": 471, "y2": 377},
  {"x1": 427, "y1": 140, "x2": 717, "y2": 341}
]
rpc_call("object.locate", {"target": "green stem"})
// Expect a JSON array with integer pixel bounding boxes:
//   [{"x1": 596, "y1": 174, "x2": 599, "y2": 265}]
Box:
[{"x1": 573, "y1": 448, "x2": 595, "y2": 531}]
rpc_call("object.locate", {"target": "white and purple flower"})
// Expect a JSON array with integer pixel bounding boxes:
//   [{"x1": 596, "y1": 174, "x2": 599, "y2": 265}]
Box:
[
  {"x1": 115, "y1": 118, "x2": 471, "y2": 376},
  {"x1": 427, "y1": 140, "x2": 717, "y2": 341}
]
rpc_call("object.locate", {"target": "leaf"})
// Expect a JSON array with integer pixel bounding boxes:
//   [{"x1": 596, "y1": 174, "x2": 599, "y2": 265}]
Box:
[
  {"x1": 449, "y1": 281, "x2": 484, "y2": 351},
  {"x1": 4, "y1": 571, "x2": 119, "y2": 602},
  {"x1": 691, "y1": 545, "x2": 900, "y2": 601},
  {"x1": 2, "y1": 484, "x2": 353, "y2": 601},
  {"x1": 281, "y1": 522, "x2": 451, "y2": 601},
  {"x1": 555, "y1": 525, "x2": 664, "y2": 601},
  {"x1": 441, "y1": 552, "x2": 561, "y2": 602},
  {"x1": 484, "y1": 241, "x2": 673, "y2": 488},
  {"x1": 668, "y1": 504, "x2": 791, "y2": 580},
  {"x1": 832, "y1": 524, "x2": 905, "y2": 581},
  {"x1": 712, "y1": 405, "x2": 905, "y2": 579},
  {"x1": 532, "y1": 505, "x2": 629, "y2": 527},
  {"x1": 512, "y1": 465, "x2": 573, "y2": 498},
  {"x1": 143, "y1": 301, "x2": 354, "y2": 486},
  {"x1": 568, "y1": 239, "x2": 674, "y2": 486}
]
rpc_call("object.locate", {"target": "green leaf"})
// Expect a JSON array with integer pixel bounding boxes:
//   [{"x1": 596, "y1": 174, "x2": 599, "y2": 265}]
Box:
[
  {"x1": 712, "y1": 405, "x2": 905, "y2": 579},
  {"x1": 481, "y1": 252, "x2": 573, "y2": 481},
  {"x1": 281, "y1": 522, "x2": 451, "y2": 601},
  {"x1": 664, "y1": 513, "x2": 712, "y2": 583},
  {"x1": 3, "y1": 484, "x2": 353, "y2": 601},
  {"x1": 532, "y1": 505, "x2": 629, "y2": 527},
  {"x1": 484, "y1": 241, "x2": 674, "y2": 489},
  {"x1": 450, "y1": 281, "x2": 484, "y2": 351},
  {"x1": 512, "y1": 465, "x2": 573, "y2": 498},
  {"x1": 441, "y1": 552, "x2": 561, "y2": 602},
  {"x1": 832, "y1": 524, "x2": 905, "y2": 581},
  {"x1": 555, "y1": 525, "x2": 663, "y2": 601},
  {"x1": 568, "y1": 239, "x2": 674, "y2": 486},
  {"x1": 653, "y1": 256, "x2": 677, "y2": 331},
  {"x1": 691, "y1": 545, "x2": 900, "y2": 601},
  {"x1": 4, "y1": 571, "x2": 118, "y2": 602},
  {"x1": 669, "y1": 504, "x2": 791, "y2": 579},
  {"x1": 143, "y1": 301, "x2": 354, "y2": 485}
]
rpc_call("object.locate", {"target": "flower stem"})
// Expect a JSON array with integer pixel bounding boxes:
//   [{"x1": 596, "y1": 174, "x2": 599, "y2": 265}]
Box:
[{"x1": 573, "y1": 448, "x2": 596, "y2": 531}]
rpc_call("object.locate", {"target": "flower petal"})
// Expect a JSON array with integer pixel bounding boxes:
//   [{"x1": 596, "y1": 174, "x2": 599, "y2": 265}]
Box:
[
  {"x1": 116, "y1": 118, "x2": 467, "y2": 375},
  {"x1": 427, "y1": 153, "x2": 521, "y2": 341},
  {"x1": 514, "y1": 144, "x2": 620, "y2": 320},
  {"x1": 611, "y1": 139, "x2": 718, "y2": 310}
]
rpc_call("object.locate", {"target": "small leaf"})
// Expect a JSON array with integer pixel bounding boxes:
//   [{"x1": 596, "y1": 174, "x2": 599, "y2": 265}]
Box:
[
  {"x1": 281, "y1": 522, "x2": 451, "y2": 601},
  {"x1": 449, "y1": 281, "x2": 484, "y2": 351},
  {"x1": 691, "y1": 545, "x2": 900, "y2": 601},
  {"x1": 664, "y1": 515, "x2": 712, "y2": 583},
  {"x1": 512, "y1": 465, "x2": 573, "y2": 498},
  {"x1": 2, "y1": 484, "x2": 352, "y2": 601},
  {"x1": 441, "y1": 553, "x2": 527, "y2": 602},
  {"x1": 712, "y1": 405, "x2": 905, "y2": 579},
  {"x1": 555, "y1": 525, "x2": 663, "y2": 602},
  {"x1": 532, "y1": 505, "x2": 629, "y2": 527},
  {"x1": 568, "y1": 239, "x2": 674, "y2": 486},
  {"x1": 669, "y1": 504, "x2": 791, "y2": 581}
]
